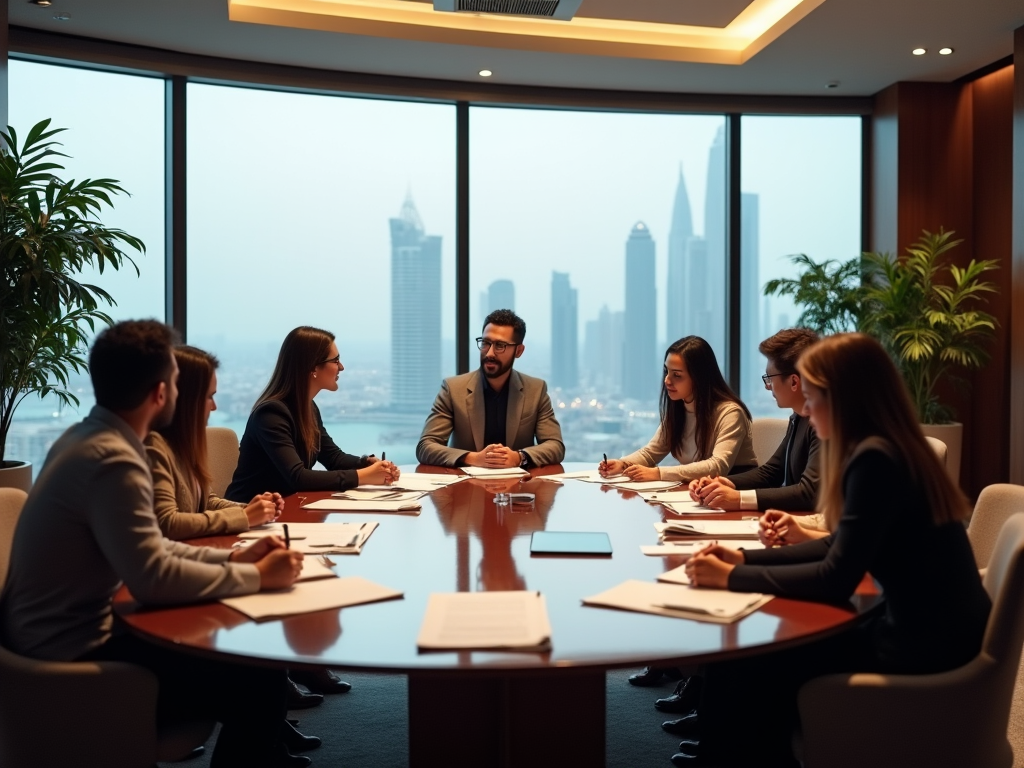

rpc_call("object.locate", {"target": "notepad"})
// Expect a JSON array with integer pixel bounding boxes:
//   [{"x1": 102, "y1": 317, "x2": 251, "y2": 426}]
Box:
[
  {"x1": 655, "y1": 520, "x2": 760, "y2": 539},
  {"x1": 656, "y1": 563, "x2": 691, "y2": 585},
  {"x1": 297, "y1": 557, "x2": 338, "y2": 581},
  {"x1": 573, "y1": 471, "x2": 631, "y2": 484},
  {"x1": 616, "y1": 480, "x2": 682, "y2": 491},
  {"x1": 583, "y1": 580, "x2": 772, "y2": 624},
  {"x1": 221, "y1": 576, "x2": 403, "y2": 621},
  {"x1": 361, "y1": 473, "x2": 468, "y2": 492},
  {"x1": 334, "y1": 489, "x2": 426, "y2": 502},
  {"x1": 639, "y1": 491, "x2": 717, "y2": 514},
  {"x1": 459, "y1": 466, "x2": 529, "y2": 478},
  {"x1": 237, "y1": 522, "x2": 378, "y2": 554},
  {"x1": 301, "y1": 498, "x2": 421, "y2": 514},
  {"x1": 417, "y1": 591, "x2": 552, "y2": 651}
]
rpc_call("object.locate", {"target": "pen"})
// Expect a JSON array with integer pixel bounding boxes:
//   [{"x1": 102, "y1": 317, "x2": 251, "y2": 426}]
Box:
[
  {"x1": 283, "y1": 523, "x2": 290, "y2": 550},
  {"x1": 381, "y1": 452, "x2": 386, "y2": 462},
  {"x1": 603, "y1": 453, "x2": 608, "y2": 465}
]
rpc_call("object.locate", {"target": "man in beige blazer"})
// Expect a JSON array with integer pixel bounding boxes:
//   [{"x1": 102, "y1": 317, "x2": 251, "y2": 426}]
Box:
[{"x1": 416, "y1": 309, "x2": 565, "y2": 468}]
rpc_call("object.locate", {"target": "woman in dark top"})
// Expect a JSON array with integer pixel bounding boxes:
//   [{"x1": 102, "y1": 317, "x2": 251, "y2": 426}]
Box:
[
  {"x1": 676, "y1": 333, "x2": 990, "y2": 768},
  {"x1": 227, "y1": 326, "x2": 399, "y2": 501}
]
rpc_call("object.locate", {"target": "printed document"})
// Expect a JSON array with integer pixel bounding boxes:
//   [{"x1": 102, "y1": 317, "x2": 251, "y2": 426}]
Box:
[
  {"x1": 655, "y1": 520, "x2": 760, "y2": 539},
  {"x1": 583, "y1": 580, "x2": 772, "y2": 624},
  {"x1": 417, "y1": 591, "x2": 552, "y2": 651},
  {"x1": 222, "y1": 576, "x2": 403, "y2": 621}
]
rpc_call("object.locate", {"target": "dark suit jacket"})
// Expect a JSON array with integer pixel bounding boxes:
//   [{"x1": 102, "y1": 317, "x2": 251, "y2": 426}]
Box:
[
  {"x1": 226, "y1": 400, "x2": 369, "y2": 501},
  {"x1": 727, "y1": 414, "x2": 819, "y2": 511},
  {"x1": 415, "y1": 369, "x2": 565, "y2": 467}
]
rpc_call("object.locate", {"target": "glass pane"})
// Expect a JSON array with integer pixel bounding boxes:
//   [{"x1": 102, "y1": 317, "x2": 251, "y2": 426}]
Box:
[
  {"x1": 739, "y1": 115, "x2": 862, "y2": 418},
  {"x1": 187, "y1": 85, "x2": 456, "y2": 466},
  {"x1": 7, "y1": 60, "x2": 165, "y2": 474},
  {"x1": 470, "y1": 107, "x2": 726, "y2": 462}
]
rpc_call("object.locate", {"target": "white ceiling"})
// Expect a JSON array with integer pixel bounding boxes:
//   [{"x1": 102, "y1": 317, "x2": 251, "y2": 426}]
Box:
[{"x1": 11, "y1": 0, "x2": 1023, "y2": 96}]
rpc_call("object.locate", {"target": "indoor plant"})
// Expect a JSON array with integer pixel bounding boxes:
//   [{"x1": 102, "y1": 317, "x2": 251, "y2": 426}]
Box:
[
  {"x1": 762, "y1": 253, "x2": 864, "y2": 336},
  {"x1": 0, "y1": 119, "x2": 144, "y2": 490},
  {"x1": 860, "y1": 229, "x2": 998, "y2": 481}
]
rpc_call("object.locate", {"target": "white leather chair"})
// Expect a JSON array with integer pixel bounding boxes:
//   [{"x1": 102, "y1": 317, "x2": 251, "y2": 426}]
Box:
[
  {"x1": 925, "y1": 435, "x2": 948, "y2": 467},
  {"x1": 968, "y1": 484, "x2": 1024, "y2": 573},
  {"x1": 796, "y1": 513, "x2": 1024, "y2": 768},
  {"x1": 751, "y1": 417, "x2": 789, "y2": 466},
  {"x1": 0, "y1": 488, "x2": 214, "y2": 768},
  {"x1": 207, "y1": 426, "x2": 240, "y2": 497}
]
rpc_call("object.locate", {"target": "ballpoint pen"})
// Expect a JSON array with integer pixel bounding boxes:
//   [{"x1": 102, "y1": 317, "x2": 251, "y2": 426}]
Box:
[{"x1": 283, "y1": 523, "x2": 290, "y2": 549}]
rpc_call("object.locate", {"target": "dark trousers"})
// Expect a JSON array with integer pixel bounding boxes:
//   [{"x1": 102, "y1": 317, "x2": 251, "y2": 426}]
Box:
[{"x1": 81, "y1": 633, "x2": 287, "y2": 767}]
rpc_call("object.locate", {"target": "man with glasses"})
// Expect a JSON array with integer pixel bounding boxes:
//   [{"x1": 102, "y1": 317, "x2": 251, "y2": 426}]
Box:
[{"x1": 416, "y1": 309, "x2": 565, "y2": 468}]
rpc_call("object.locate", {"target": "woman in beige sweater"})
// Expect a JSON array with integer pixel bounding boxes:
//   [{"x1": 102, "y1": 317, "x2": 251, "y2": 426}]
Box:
[
  {"x1": 601, "y1": 336, "x2": 757, "y2": 483},
  {"x1": 145, "y1": 346, "x2": 281, "y2": 540}
]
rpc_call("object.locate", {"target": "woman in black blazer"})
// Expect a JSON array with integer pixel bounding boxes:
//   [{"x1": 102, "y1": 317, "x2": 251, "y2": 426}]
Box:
[
  {"x1": 676, "y1": 333, "x2": 991, "y2": 768},
  {"x1": 227, "y1": 326, "x2": 399, "y2": 501}
]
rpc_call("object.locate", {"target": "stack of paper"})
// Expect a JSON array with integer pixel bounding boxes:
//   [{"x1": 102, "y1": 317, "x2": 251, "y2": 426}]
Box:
[
  {"x1": 417, "y1": 591, "x2": 552, "y2": 651},
  {"x1": 638, "y1": 491, "x2": 717, "y2": 515},
  {"x1": 361, "y1": 473, "x2": 467, "y2": 493},
  {"x1": 583, "y1": 580, "x2": 772, "y2": 624},
  {"x1": 641, "y1": 540, "x2": 766, "y2": 556},
  {"x1": 302, "y1": 498, "x2": 421, "y2": 514},
  {"x1": 616, "y1": 479, "x2": 683, "y2": 491},
  {"x1": 239, "y1": 522, "x2": 378, "y2": 554},
  {"x1": 655, "y1": 520, "x2": 760, "y2": 540},
  {"x1": 334, "y1": 489, "x2": 426, "y2": 503},
  {"x1": 221, "y1": 576, "x2": 403, "y2": 621},
  {"x1": 459, "y1": 466, "x2": 529, "y2": 478}
]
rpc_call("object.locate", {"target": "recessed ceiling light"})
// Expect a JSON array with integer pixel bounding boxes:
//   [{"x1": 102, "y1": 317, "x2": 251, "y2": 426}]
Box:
[
  {"x1": 912, "y1": 48, "x2": 927, "y2": 56},
  {"x1": 28, "y1": 0, "x2": 53, "y2": 6},
  {"x1": 939, "y1": 47, "x2": 954, "y2": 55},
  {"x1": 478, "y1": 69, "x2": 493, "y2": 77}
]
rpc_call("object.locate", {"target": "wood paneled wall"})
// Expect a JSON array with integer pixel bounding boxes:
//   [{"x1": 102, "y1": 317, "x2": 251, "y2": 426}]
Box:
[
  {"x1": 1013, "y1": 26, "x2": 1024, "y2": 485},
  {"x1": 872, "y1": 63, "x2": 1016, "y2": 497}
]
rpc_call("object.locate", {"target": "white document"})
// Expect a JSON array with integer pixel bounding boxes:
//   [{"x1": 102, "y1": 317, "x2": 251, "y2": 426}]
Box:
[
  {"x1": 662, "y1": 500, "x2": 722, "y2": 515},
  {"x1": 655, "y1": 520, "x2": 760, "y2": 539},
  {"x1": 334, "y1": 489, "x2": 426, "y2": 502},
  {"x1": 302, "y1": 498, "x2": 421, "y2": 514},
  {"x1": 417, "y1": 591, "x2": 552, "y2": 651},
  {"x1": 221, "y1": 576, "x2": 403, "y2": 621},
  {"x1": 616, "y1": 480, "x2": 682, "y2": 491},
  {"x1": 237, "y1": 522, "x2": 378, "y2": 554},
  {"x1": 458, "y1": 466, "x2": 529, "y2": 478},
  {"x1": 361, "y1": 473, "x2": 468, "y2": 492},
  {"x1": 538, "y1": 471, "x2": 595, "y2": 480},
  {"x1": 583, "y1": 580, "x2": 772, "y2": 624},
  {"x1": 641, "y1": 541, "x2": 766, "y2": 556},
  {"x1": 656, "y1": 563, "x2": 691, "y2": 585},
  {"x1": 574, "y1": 471, "x2": 631, "y2": 484},
  {"x1": 297, "y1": 557, "x2": 338, "y2": 582}
]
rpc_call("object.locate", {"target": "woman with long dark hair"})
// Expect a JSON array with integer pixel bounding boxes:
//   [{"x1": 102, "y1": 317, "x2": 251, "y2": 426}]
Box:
[
  {"x1": 145, "y1": 346, "x2": 281, "y2": 540},
  {"x1": 677, "y1": 333, "x2": 990, "y2": 767},
  {"x1": 600, "y1": 336, "x2": 757, "y2": 483},
  {"x1": 227, "y1": 326, "x2": 399, "y2": 501}
]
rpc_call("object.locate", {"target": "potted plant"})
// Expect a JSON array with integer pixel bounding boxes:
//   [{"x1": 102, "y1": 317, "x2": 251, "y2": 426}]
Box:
[
  {"x1": 860, "y1": 229, "x2": 998, "y2": 483},
  {"x1": 762, "y1": 253, "x2": 864, "y2": 335},
  {"x1": 0, "y1": 119, "x2": 144, "y2": 491}
]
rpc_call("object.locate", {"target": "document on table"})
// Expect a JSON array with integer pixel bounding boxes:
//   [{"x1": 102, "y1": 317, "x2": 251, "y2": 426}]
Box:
[
  {"x1": 360, "y1": 473, "x2": 468, "y2": 492},
  {"x1": 582, "y1": 580, "x2": 772, "y2": 624},
  {"x1": 458, "y1": 466, "x2": 530, "y2": 478},
  {"x1": 657, "y1": 563, "x2": 691, "y2": 585},
  {"x1": 655, "y1": 520, "x2": 760, "y2": 540},
  {"x1": 297, "y1": 556, "x2": 337, "y2": 581},
  {"x1": 301, "y1": 498, "x2": 421, "y2": 514},
  {"x1": 639, "y1": 491, "x2": 717, "y2": 515},
  {"x1": 573, "y1": 471, "x2": 631, "y2": 484},
  {"x1": 334, "y1": 489, "x2": 426, "y2": 503},
  {"x1": 417, "y1": 591, "x2": 552, "y2": 651},
  {"x1": 221, "y1": 576, "x2": 403, "y2": 621},
  {"x1": 237, "y1": 522, "x2": 378, "y2": 554},
  {"x1": 641, "y1": 541, "x2": 766, "y2": 556}
]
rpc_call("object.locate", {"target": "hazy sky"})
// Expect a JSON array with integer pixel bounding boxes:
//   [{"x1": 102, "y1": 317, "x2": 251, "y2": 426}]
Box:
[{"x1": 11, "y1": 59, "x2": 861, "y2": 376}]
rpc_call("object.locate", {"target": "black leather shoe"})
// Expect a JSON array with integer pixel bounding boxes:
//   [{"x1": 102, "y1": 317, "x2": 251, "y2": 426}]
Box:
[
  {"x1": 627, "y1": 666, "x2": 684, "y2": 687},
  {"x1": 670, "y1": 740, "x2": 703, "y2": 766},
  {"x1": 286, "y1": 677, "x2": 325, "y2": 710},
  {"x1": 655, "y1": 675, "x2": 704, "y2": 712},
  {"x1": 291, "y1": 667, "x2": 352, "y2": 694},
  {"x1": 662, "y1": 712, "x2": 699, "y2": 737},
  {"x1": 282, "y1": 720, "x2": 321, "y2": 752}
]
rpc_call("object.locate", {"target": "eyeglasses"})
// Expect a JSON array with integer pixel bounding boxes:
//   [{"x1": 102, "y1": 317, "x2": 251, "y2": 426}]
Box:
[
  {"x1": 319, "y1": 355, "x2": 341, "y2": 366},
  {"x1": 476, "y1": 338, "x2": 518, "y2": 354},
  {"x1": 761, "y1": 372, "x2": 787, "y2": 387}
]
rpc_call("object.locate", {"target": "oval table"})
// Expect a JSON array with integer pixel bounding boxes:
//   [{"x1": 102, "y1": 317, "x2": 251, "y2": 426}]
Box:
[{"x1": 115, "y1": 463, "x2": 880, "y2": 767}]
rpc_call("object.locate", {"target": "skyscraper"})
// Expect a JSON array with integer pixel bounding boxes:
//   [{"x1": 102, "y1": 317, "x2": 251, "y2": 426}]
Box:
[
  {"x1": 666, "y1": 164, "x2": 694, "y2": 343},
  {"x1": 623, "y1": 222, "x2": 657, "y2": 402},
  {"x1": 695, "y1": 125, "x2": 726, "y2": 362},
  {"x1": 550, "y1": 271, "x2": 578, "y2": 389},
  {"x1": 583, "y1": 305, "x2": 624, "y2": 392},
  {"x1": 390, "y1": 192, "x2": 442, "y2": 413},
  {"x1": 480, "y1": 279, "x2": 515, "y2": 328},
  {"x1": 741, "y1": 193, "x2": 761, "y2": 386}
]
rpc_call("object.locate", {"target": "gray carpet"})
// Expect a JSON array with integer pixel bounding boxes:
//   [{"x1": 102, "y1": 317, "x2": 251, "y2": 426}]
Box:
[{"x1": 158, "y1": 668, "x2": 686, "y2": 768}]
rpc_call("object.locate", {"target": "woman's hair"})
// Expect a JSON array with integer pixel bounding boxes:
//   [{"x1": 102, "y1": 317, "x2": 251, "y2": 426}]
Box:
[
  {"x1": 255, "y1": 326, "x2": 335, "y2": 463},
  {"x1": 797, "y1": 333, "x2": 970, "y2": 530},
  {"x1": 157, "y1": 345, "x2": 218, "y2": 497},
  {"x1": 660, "y1": 336, "x2": 750, "y2": 460}
]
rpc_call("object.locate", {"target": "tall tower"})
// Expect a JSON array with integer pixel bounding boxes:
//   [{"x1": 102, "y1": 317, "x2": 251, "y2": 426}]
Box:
[
  {"x1": 623, "y1": 222, "x2": 657, "y2": 402},
  {"x1": 550, "y1": 272, "x2": 578, "y2": 389},
  {"x1": 390, "y1": 193, "x2": 442, "y2": 413},
  {"x1": 741, "y1": 193, "x2": 761, "y2": 385},
  {"x1": 697, "y1": 125, "x2": 727, "y2": 362},
  {"x1": 481, "y1": 279, "x2": 515, "y2": 328},
  {"x1": 666, "y1": 164, "x2": 694, "y2": 344}
]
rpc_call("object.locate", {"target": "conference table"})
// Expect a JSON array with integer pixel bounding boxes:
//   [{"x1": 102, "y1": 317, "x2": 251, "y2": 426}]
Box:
[{"x1": 115, "y1": 463, "x2": 881, "y2": 767}]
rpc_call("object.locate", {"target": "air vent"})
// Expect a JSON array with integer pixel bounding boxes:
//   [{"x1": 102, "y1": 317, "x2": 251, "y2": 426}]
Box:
[{"x1": 433, "y1": 0, "x2": 582, "y2": 21}]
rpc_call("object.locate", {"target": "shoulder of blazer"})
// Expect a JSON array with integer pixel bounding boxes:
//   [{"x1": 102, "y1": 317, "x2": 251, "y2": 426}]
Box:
[
  {"x1": 446, "y1": 370, "x2": 480, "y2": 395},
  {"x1": 510, "y1": 369, "x2": 545, "y2": 392}
]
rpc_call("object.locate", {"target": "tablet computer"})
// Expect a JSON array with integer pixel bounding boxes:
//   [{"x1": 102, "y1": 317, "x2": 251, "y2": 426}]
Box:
[{"x1": 530, "y1": 531, "x2": 613, "y2": 556}]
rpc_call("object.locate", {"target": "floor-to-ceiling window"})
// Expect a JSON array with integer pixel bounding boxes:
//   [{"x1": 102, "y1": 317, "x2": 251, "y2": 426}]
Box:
[
  {"x1": 469, "y1": 107, "x2": 727, "y2": 463},
  {"x1": 739, "y1": 115, "x2": 862, "y2": 418},
  {"x1": 186, "y1": 84, "x2": 456, "y2": 465},
  {"x1": 7, "y1": 60, "x2": 165, "y2": 475}
]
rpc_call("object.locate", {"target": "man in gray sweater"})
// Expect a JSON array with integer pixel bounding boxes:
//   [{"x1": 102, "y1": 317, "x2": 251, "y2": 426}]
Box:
[{"x1": 0, "y1": 321, "x2": 308, "y2": 768}]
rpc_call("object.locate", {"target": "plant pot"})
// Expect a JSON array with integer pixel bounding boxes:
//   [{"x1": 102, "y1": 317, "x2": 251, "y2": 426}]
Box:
[
  {"x1": 0, "y1": 461, "x2": 32, "y2": 493},
  {"x1": 920, "y1": 422, "x2": 962, "y2": 486}
]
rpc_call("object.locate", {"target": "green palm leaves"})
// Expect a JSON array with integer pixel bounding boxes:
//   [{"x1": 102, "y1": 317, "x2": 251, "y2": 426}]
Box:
[
  {"x1": 0, "y1": 119, "x2": 145, "y2": 462},
  {"x1": 763, "y1": 253, "x2": 863, "y2": 336}
]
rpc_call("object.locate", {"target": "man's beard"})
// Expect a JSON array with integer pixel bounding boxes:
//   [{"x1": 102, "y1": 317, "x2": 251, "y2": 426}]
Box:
[{"x1": 481, "y1": 354, "x2": 514, "y2": 379}]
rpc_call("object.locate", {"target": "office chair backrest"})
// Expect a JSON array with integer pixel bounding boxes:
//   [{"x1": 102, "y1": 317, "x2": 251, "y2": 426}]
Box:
[
  {"x1": 751, "y1": 418, "x2": 789, "y2": 466},
  {"x1": 0, "y1": 488, "x2": 28, "y2": 591},
  {"x1": 206, "y1": 427, "x2": 240, "y2": 498},
  {"x1": 924, "y1": 436, "x2": 947, "y2": 467},
  {"x1": 969, "y1": 485, "x2": 1024, "y2": 572}
]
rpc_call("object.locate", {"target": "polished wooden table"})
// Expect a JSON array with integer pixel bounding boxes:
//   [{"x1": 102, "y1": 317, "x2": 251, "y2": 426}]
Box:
[{"x1": 116, "y1": 463, "x2": 880, "y2": 767}]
